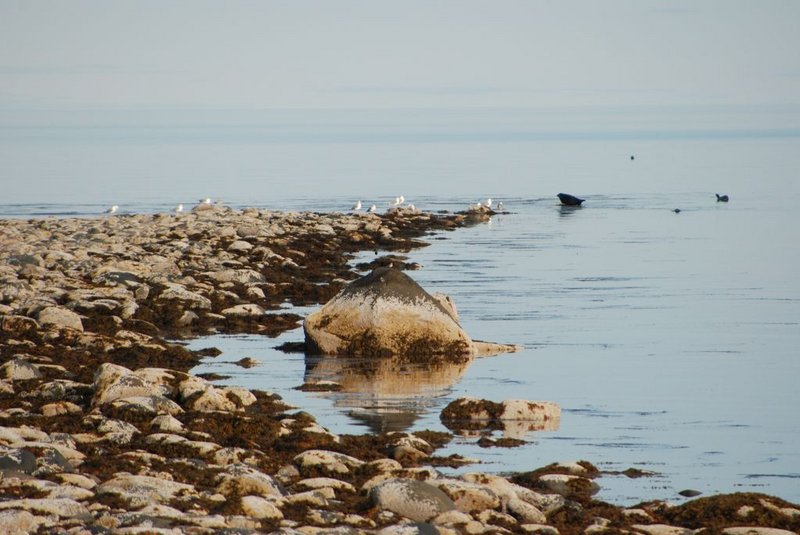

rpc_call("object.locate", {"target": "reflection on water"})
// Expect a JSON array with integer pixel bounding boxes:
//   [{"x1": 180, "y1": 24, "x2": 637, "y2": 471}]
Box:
[
  {"x1": 558, "y1": 204, "x2": 584, "y2": 217},
  {"x1": 302, "y1": 354, "x2": 473, "y2": 434}
]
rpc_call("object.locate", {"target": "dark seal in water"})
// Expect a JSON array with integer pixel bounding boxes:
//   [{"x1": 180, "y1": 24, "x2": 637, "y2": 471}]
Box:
[
  {"x1": 716, "y1": 193, "x2": 729, "y2": 202},
  {"x1": 557, "y1": 193, "x2": 585, "y2": 206}
]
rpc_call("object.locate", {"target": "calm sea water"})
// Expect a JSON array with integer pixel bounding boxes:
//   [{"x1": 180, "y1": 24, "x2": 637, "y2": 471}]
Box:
[{"x1": 2, "y1": 109, "x2": 798, "y2": 505}]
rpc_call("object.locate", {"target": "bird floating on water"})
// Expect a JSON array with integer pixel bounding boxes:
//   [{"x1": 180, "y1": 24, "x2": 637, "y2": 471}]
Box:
[
  {"x1": 673, "y1": 208, "x2": 681, "y2": 214},
  {"x1": 497, "y1": 201, "x2": 504, "y2": 211},
  {"x1": 351, "y1": 200, "x2": 362, "y2": 211},
  {"x1": 716, "y1": 193, "x2": 729, "y2": 202},
  {"x1": 557, "y1": 193, "x2": 585, "y2": 206},
  {"x1": 105, "y1": 205, "x2": 119, "y2": 214}
]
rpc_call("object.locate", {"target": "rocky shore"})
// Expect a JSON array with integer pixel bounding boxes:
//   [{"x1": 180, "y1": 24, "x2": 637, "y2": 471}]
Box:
[{"x1": 1, "y1": 206, "x2": 799, "y2": 534}]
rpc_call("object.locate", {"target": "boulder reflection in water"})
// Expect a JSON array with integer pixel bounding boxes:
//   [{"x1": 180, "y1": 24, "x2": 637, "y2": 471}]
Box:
[{"x1": 301, "y1": 353, "x2": 474, "y2": 434}]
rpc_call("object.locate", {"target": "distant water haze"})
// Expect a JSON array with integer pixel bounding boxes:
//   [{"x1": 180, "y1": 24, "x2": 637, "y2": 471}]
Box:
[{"x1": 2, "y1": 106, "x2": 799, "y2": 207}]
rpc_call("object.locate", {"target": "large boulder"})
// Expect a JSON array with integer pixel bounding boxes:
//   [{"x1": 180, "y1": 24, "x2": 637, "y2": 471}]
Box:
[{"x1": 303, "y1": 267, "x2": 515, "y2": 359}]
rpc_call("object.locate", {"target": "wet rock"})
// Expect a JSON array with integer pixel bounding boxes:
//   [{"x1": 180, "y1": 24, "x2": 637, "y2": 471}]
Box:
[
  {"x1": 221, "y1": 304, "x2": 266, "y2": 318},
  {"x1": 722, "y1": 528, "x2": 798, "y2": 535},
  {"x1": 294, "y1": 449, "x2": 365, "y2": 475},
  {"x1": 428, "y1": 478, "x2": 501, "y2": 513},
  {"x1": 228, "y1": 240, "x2": 254, "y2": 252},
  {"x1": 535, "y1": 474, "x2": 600, "y2": 499},
  {"x1": 0, "y1": 509, "x2": 47, "y2": 533},
  {"x1": 431, "y1": 509, "x2": 473, "y2": 526},
  {"x1": 187, "y1": 385, "x2": 237, "y2": 412},
  {"x1": 216, "y1": 463, "x2": 284, "y2": 498},
  {"x1": 507, "y1": 497, "x2": 546, "y2": 524},
  {"x1": 176, "y1": 309, "x2": 199, "y2": 326},
  {"x1": 462, "y1": 473, "x2": 564, "y2": 513},
  {"x1": 240, "y1": 495, "x2": 284, "y2": 520},
  {"x1": 0, "y1": 497, "x2": 91, "y2": 519},
  {"x1": 370, "y1": 478, "x2": 457, "y2": 522},
  {"x1": 0, "y1": 448, "x2": 37, "y2": 474},
  {"x1": 96, "y1": 474, "x2": 197, "y2": 508},
  {"x1": 41, "y1": 401, "x2": 83, "y2": 417},
  {"x1": 109, "y1": 394, "x2": 184, "y2": 416},
  {"x1": 521, "y1": 525, "x2": 559, "y2": 534},
  {"x1": 145, "y1": 433, "x2": 220, "y2": 455},
  {"x1": 440, "y1": 398, "x2": 560, "y2": 438},
  {"x1": 93, "y1": 366, "x2": 167, "y2": 406},
  {"x1": 157, "y1": 283, "x2": 212, "y2": 310},
  {"x1": 95, "y1": 417, "x2": 140, "y2": 444},
  {"x1": 36, "y1": 306, "x2": 84, "y2": 331},
  {"x1": 294, "y1": 477, "x2": 357, "y2": 494},
  {"x1": 304, "y1": 267, "x2": 516, "y2": 358},
  {"x1": 0, "y1": 358, "x2": 42, "y2": 380},
  {"x1": 150, "y1": 414, "x2": 185, "y2": 434},
  {"x1": 0, "y1": 314, "x2": 40, "y2": 336},
  {"x1": 285, "y1": 488, "x2": 335, "y2": 508},
  {"x1": 632, "y1": 525, "x2": 694, "y2": 535}
]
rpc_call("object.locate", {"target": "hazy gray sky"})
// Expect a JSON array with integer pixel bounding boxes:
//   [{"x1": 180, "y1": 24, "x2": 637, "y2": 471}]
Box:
[{"x1": 2, "y1": 0, "x2": 799, "y2": 111}]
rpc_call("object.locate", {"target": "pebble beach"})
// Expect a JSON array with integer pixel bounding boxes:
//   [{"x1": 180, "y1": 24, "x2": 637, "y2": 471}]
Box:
[{"x1": 1, "y1": 206, "x2": 799, "y2": 535}]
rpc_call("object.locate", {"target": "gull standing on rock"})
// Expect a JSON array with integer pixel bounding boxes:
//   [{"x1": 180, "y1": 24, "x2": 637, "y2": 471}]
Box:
[
  {"x1": 105, "y1": 205, "x2": 119, "y2": 214},
  {"x1": 352, "y1": 200, "x2": 362, "y2": 211},
  {"x1": 175, "y1": 203, "x2": 184, "y2": 214},
  {"x1": 199, "y1": 197, "x2": 211, "y2": 205},
  {"x1": 368, "y1": 204, "x2": 377, "y2": 213}
]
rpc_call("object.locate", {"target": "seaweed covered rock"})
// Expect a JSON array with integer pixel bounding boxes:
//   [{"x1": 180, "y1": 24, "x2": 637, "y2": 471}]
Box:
[
  {"x1": 440, "y1": 397, "x2": 561, "y2": 438},
  {"x1": 303, "y1": 267, "x2": 516, "y2": 359}
]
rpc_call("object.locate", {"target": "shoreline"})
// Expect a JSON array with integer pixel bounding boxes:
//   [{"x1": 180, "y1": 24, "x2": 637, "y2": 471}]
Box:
[{"x1": 1, "y1": 207, "x2": 798, "y2": 534}]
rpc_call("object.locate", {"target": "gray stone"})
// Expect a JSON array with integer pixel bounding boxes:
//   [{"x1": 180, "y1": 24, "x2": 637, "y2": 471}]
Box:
[
  {"x1": 216, "y1": 463, "x2": 284, "y2": 498},
  {"x1": 0, "y1": 358, "x2": 42, "y2": 380},
  {"x1": 0, "y1": 497, "x2": 91, "y2": 519},
  {"x1": 0, "y1": 509, "x2": 47, "y2": 533},
  {"x1": 305, "y1": 267, "x2": 516, "y2": 358},
  {"x1": 157, "y1": 283, "x2": 212, "y2": 310},
  {"x1": 536, "y1": 474, "x2": 599, "y2": 498},
  {"x1": 36, "y1": 306, "x2": 84, "y2": 331},
  {"x1": 371, "y1": 478, "x2": 457, "y2": 522},
  {"x1": 221, "y1": 304, "x2": 265, "y2": 318},
  {"x1": 240, "y1": 495, "x2": 284, "y2": 520},
  {"x1": 0, "y1": 448, "x2": 37, "y2": 475},
  {"x1": 109, "y1": 395, "x2": 184, "y2": 416},
  {"x1": 428, "y1": 478, "x2": 501, "y2": 513},
  {"x1": 294, "y1": 449, "x2": 365, "y2": 475},
  {"x1": 228, "y1": 240, "x2": 254, "y2": 252},
  {"x1": 722, "y1": 528, "x2": 798, "y2": 535},
  {"x1": 208, "y1": 268, "x2": 266, "y2": 285},
  {"x1": 507, "y1": 497, "x2": 546, "y2": 524},
  {"x1": 0, "y1": 315, "x2": 40, "y2": 336},
  {"x1": 96, "y1": 474, "x2": 197, "y2": 508}
]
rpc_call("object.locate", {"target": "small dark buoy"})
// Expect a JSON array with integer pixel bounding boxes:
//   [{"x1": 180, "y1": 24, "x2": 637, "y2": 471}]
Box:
[
  {"x1": 630, "y1": 155, "x2": 635, "y2": 160},
  {"x1": 557, "y1": 193, "x2": 585, "y2": 206},
  {"x1": 716, "y1": 193, "x2": 729, "y2": 202},
  {"x1": 673, "y1": 208, "x2": 681, "y2": 213}
]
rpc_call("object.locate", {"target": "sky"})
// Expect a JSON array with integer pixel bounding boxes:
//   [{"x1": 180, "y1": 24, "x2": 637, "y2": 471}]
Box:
[
  {"x1": 2, "y1": 0, "x2": 800, "y2": 112},
  {"x1": 2, "y1": 0, "x2": 800, "y2": 205}
]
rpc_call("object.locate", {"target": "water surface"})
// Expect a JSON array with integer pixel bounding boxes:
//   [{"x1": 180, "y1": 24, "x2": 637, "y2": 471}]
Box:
[{"x1": 188, "y1": 191, "x2": 799, "y2": 506}]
